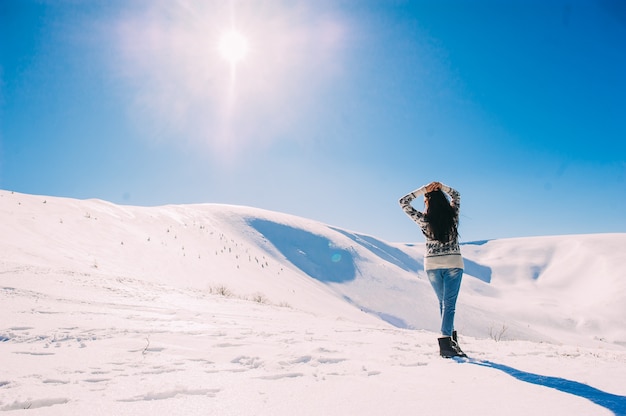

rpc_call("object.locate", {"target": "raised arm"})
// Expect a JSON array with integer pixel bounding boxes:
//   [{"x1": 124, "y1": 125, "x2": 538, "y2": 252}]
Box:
[
  {"x1": 440, "y1": 184, "x2": 461, "y2": 211},
  {"x1": 398, "y1": 184, "x2": 428, "y2": 223}
]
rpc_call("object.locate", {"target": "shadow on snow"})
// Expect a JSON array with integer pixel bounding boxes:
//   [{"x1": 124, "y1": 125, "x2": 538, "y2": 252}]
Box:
[
  {"x1": 464, "y1": 359, "x2": 626, "y2": 416},
  {"x1": 463, "y1": 259, "x2": 492, "y2": 283},
  {"x1": 342, "y1": 294, "x2": 412, "y2": 329},
  {"x1": 249, "y1": 219, "x2": 356, "y2": 283},
  {"x1": 330, "y1": 227, "x2": 422, "y2": 273}
]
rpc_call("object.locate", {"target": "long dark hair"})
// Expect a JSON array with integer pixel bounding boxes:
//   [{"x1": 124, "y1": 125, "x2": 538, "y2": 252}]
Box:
[{"x1": 424, "y1": 190, "x2": 458, "y2": 243}]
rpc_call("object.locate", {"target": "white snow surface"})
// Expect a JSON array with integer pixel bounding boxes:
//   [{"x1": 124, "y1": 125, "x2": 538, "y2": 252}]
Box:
[{"x1": 1, "y1": 189, "x2": 625, "y2": 415}]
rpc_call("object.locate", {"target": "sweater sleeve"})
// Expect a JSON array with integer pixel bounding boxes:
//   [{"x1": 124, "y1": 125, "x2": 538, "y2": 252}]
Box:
[
  {"x1": 398, "y1": 185, "x2": 428, "y2": 224},
  {"x1": 440, "y1": 184, "x2": 461, "y2": 212}
]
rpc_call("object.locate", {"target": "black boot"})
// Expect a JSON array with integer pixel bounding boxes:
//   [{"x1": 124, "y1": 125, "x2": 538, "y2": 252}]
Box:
[
  {"x1": 438, "y1": 336, "x2": 467, "y2": 358},
  {"x1": 452, "y1": 336, "x2": 467, "y2": 358},
  {"x1": 452, "y1": 331, "x2": 468, "y2": 357}
]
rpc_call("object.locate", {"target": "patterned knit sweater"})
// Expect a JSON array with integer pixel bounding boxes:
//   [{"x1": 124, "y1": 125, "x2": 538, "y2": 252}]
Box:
[{"x1": 399, "y1": 184, "x2": 464, "y2": 271}]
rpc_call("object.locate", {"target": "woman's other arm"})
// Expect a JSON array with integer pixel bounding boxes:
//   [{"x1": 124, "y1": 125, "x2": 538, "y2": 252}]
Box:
[{"x1": 399, "y1": 184, "x2": 428, "y2": 222}]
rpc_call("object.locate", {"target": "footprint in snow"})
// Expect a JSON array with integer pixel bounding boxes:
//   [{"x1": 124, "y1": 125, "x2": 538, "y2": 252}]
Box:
[
  {"x1": 0, "y1": 398, "x2": 69, "y2": 411},
  {"x1": 317, "y1": 357, "x2": 346, "y2": 364},
  {"x1": 118, "y1": 388, "x2": 220, "y2": 402},
  {"x1": 231, "y1": 355, "x2": 263, "y2": 369},
  {"x1": 257, "y1": 373, "x2": 304, "y2": 380}
]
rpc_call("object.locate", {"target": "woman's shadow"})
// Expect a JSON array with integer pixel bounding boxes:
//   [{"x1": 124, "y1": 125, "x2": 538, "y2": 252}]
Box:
[{"x1": 461, "y1": 358, "x2": 626, "y2": 416}]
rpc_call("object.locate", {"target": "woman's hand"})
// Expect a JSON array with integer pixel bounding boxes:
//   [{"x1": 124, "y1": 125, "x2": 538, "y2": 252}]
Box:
[{"x1": 426, "y1": 181, "x2": 442, "y2": 193}]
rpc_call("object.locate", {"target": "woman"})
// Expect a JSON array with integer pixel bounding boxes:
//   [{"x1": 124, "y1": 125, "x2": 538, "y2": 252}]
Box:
[{"x1": 399, "y1": 181, "x2": 467, "y2": 358}]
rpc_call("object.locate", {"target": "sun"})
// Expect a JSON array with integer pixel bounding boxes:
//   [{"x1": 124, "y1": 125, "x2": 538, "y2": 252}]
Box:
[{"x1": 218, "y1": 30, "x2": 249, "y2": 65}]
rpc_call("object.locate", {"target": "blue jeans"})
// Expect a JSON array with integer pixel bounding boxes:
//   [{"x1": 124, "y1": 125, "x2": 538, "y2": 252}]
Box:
[{"x1": 426, "y1": 268, "x2": 463, "y2": 337}]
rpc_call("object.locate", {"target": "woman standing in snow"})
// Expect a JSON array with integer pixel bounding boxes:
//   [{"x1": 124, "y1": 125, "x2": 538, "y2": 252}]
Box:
[{"x1": 399, "y1": 181, "x2": 467, "y2": 358}]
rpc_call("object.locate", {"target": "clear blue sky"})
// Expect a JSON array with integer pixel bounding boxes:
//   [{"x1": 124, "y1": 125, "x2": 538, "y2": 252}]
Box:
[{"x1": 1, "y1": 0, "x2": 625, "y2": 242}]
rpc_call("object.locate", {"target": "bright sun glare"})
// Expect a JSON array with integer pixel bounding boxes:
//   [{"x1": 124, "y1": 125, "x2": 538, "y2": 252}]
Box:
[{"x1": 218, "y1": 30, "x2": 249, "y2": 65}]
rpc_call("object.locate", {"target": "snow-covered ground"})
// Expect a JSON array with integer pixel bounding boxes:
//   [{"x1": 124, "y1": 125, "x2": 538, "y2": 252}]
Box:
[{"x1": 1, "y1": 189, "x2": 625, "y2": 415}]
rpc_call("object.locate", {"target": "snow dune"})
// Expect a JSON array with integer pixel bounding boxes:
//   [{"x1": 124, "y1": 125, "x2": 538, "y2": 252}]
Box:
[{"x1": 1, "y1": 190, "x2": 625, "y2": 415}]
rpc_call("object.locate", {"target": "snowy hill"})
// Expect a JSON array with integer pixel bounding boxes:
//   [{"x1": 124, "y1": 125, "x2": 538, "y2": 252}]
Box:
[{"x1": 1, "y1": 190, "x2": 625, "y2": 415}]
